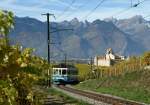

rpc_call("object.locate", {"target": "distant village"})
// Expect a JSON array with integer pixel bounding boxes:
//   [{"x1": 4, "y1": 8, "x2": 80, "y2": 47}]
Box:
[
  {"x1": 94, "y1": 48, "x2": 126, "y2": 67},
  {"x1": 53, "y1": 48, "x2": 126, "y2": 66}
]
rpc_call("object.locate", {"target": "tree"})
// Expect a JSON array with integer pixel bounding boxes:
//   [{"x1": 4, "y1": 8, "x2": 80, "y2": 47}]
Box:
[
  {"x1": 0, "y1": 10, "x2": 14, "y2": 45},
  {"x1": 142, "y1": 51, "x2": 150, "y2": 66},
  {"x1": 0, "y1": 10, "x2": 48, "y2": 105}
]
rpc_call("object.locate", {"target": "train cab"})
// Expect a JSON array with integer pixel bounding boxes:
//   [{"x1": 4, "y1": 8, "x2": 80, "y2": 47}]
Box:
[{"x1": 52, "y1": 64, "x2": 78, "y2": 85}]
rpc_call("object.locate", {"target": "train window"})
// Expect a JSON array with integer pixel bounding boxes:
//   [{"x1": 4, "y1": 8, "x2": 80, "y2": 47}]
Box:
[
  {"x1": 59, "y1": 70, "x2": 61, "y2": 75},
  {"x1": 62, "y1": 70, "x2": 67, "y2": 75},
  {"x1": 53, "y1": 69, "x2": 58, "y2": 75}
]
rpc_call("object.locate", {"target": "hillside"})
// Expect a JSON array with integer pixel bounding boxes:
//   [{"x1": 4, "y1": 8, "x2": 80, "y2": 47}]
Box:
[
  {"x1": 9, "y1": 16, "x2": 149, "y2": 59},
  {"x1": 75, "y1": 69, "x2": 150, "y2": 104}
]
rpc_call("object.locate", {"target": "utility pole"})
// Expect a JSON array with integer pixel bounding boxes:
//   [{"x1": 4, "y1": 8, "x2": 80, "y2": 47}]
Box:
[
  {"x1": 90, "y1": 57, "x2": 93, "y2": 71},
  {"x1": 64, "y1": 53, "x2": 67, "y2": 67},
  {"x1": 131, "y1": 0, "x2": 133, "y2": 7},
  {"x1": 140, "y1": 56, "x2": 142, "y2": 70},
  {"x1": 42, "y1": 13, "x2": 55, "y2": 63},
  {"x1": 42, "y1": 13, "x2": 55, "y2": 87},
  {"x1": 90, "y1": 57, "x2": 96, "y2": 79}
]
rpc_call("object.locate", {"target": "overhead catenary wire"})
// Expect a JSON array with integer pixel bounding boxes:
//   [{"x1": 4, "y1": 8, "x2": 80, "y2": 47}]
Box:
[
  {"x1": 110, "y1": 7, "x2": 132, "y2": 18},
  {"x1": 50, "y1": 23, "x2": 74, "y2": 60},
  {"x1": 138, "y1": 0, "x2": 148, "y2": 4},
  {"x1": 57, "y1": 0, "x2": 76, "y2": 19},
  {"x1": 144, "y1": 14, "x2": 150, "y2": 18},
  {"x1": 52, "y1": 42, "x2": 88, "y2": 60},
  {"x1": 81, "y1": 0, "x2": 107, "y2": 20},
  {"x1": 110, "y1": 0, "x2": 148, "y2": 18},
  {"x1": 62, "y1": 0, "x2": 89, "y2": 19},
  {"x1": 57, "y1": 0, "x2": 147, "y2": 21}
]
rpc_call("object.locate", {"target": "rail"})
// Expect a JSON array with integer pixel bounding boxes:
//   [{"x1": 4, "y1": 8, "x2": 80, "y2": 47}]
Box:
[{"x1": 57, "y1": 85, "x2": 146, "y2": 105}]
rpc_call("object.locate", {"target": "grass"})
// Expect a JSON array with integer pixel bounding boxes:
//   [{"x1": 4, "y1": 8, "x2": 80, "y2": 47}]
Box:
[
  {"x1": 75, "y1": 69, "x2": 150, "y2": 104},
  {"x1": 47, "y1": 88, "x2": 91, "y2": 105}
]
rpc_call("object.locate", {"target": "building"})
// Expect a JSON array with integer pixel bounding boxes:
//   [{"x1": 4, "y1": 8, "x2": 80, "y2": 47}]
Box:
[{"x1": 94, "y1": 48, "x2": 125, "y2": 67}]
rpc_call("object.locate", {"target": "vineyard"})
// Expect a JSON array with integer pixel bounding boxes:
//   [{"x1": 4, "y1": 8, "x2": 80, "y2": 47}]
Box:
[
  {"x1": 75, "y1": 68, "x2": 150, "y2": 104},
  {"x1": 75, "y1": 54, "x2": 150, "y2": 104},
  {"x1": 76, "y1": 54, "x2": 150, "y2": 81}
]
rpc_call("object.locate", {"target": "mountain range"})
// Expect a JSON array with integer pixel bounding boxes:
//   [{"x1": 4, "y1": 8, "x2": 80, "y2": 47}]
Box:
[{"x1": 9, "y1": 15, "x2": 150, "y2": 59}]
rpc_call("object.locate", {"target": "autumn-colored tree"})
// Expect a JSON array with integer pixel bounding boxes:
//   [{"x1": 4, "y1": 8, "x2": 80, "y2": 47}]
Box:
[
  {"x1": 0, "y1": 10, "x2": 14, "y2": 45},
  {"x1": 142, "y1": 51, "x2": 150, "y2": 66},
  {"x1": 0, "y1": 10, "x2": 49, "y2": 105}
]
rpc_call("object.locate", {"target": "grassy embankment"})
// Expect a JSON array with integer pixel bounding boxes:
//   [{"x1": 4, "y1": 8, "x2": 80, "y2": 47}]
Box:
[{"x1": 75, "y1": 69, "x2": 150, "y2": 104}]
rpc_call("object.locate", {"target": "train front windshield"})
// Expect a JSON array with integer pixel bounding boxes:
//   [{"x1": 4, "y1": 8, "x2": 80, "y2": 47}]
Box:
[
  {"x1": 53, "y1": 68, "x2": 78, "y2": 75},
  {"x1": 62, "y1": 70, "x2": 67, "y2": 75},
  {"x1": 53, "y1": 68, "x2": 67, "y2": 75}
]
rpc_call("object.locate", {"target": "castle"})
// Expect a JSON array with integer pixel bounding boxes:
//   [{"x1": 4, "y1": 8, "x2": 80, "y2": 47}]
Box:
[{"x1": 94, "y1": 48, "x2": 125, "y2": 67}]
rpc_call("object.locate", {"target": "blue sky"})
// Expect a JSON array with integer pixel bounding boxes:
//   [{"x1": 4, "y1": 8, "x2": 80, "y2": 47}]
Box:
[{"x1": 0, "y1": 0, "x2": 150, "y2": 22}]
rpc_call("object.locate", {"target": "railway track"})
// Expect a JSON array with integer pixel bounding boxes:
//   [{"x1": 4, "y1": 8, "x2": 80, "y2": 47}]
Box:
[{"x1": 57, "y1": 85, "x2": 146, "y2": 105}]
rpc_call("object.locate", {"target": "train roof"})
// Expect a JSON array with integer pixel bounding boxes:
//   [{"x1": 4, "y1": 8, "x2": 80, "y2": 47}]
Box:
[{"x1": 52, "y1": 63, "x2": 76, "y2": 68}]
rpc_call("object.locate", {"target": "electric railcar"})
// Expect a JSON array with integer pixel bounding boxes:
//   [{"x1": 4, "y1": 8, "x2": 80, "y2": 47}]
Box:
[{"x1": 52, "y1": 64, "x2": 79, "y2": 85}]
